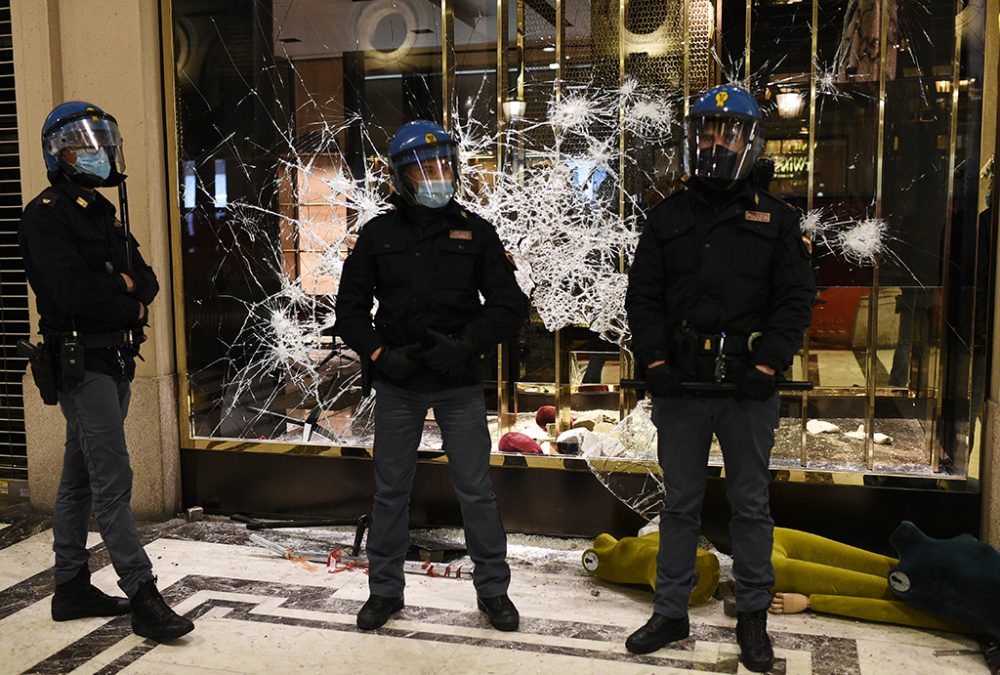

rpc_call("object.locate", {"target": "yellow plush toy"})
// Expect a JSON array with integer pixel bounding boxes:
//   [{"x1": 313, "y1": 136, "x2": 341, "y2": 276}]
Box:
[
  {"x1": 582, "y1": 528, "x2": 968, "y2": 633},
  {"x1": 582, "y1": 532, "x2": 720, "y2": 606},
  {"x1": 769, "y1": 528, "x2": 968, "y2": 633}
]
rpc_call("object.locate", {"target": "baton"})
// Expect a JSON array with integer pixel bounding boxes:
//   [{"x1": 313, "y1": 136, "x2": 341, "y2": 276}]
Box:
[
  {"x1": 620, "y1": 379, "x2": 814, "y2": 392},
  {"x1": 117, "y1": 180, "x2": 133, "y2": 273}
]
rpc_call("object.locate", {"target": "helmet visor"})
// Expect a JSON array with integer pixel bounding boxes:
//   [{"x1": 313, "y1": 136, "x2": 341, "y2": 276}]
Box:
[
  {"x1": 685, "y1": 117, "x2": 761, "y2": 183},
  {"x1": 44, "y1": 116, "x2": 125, "y2": 173},
  {"x1": 394, "y1": 144, "x2": 459, "y2": 208}
]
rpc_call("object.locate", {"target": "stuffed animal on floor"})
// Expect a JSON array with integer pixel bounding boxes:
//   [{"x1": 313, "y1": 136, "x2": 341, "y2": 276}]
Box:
[
  {"x1": 581, "y1": 532, "x2": 720, "y2": 605},
  {"x1": 887, "y1": 520, "x2": 1000, "y2": 639},
  {"x1": 769, "y1": 527, "x2": 965, "y2": 633},
  {"x1": 582, "y1": 527, "x2": 970, "y2": 634}
]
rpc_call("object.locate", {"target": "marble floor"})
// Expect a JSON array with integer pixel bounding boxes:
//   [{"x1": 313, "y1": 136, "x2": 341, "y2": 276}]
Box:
[{"x1": 0, "y1": 506, "x2": 991, "y2": 675}]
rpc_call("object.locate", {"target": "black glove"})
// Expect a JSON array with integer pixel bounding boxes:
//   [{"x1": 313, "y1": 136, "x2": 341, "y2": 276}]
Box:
[
  {"x1": 645, "y1": 363, "x2": 685, "y2": 397},
  {"x1": 423, "y1": 330, "x2": 475, "y2": 377},
  {"x1": 375, "y1": 344, "x2": 422, "y2": 381},
  {"x1": 735, "y1": 365, "x2": 777, "y2": 401}
]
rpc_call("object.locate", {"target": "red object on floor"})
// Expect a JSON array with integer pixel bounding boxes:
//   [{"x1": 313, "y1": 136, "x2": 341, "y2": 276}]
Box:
[
  {"x1": 535, "y1": 405, "x2": 557, "y2": 429},
  {"x1": 499, "y1": 432, "x2": 544, "y2": 454}
]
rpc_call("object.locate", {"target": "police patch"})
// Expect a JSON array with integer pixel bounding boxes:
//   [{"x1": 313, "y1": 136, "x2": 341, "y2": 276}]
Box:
[
  {"x1": 744, "y1": 210, "x2": 771, "y2": 223},
  {"x1": 449, "y1": 229, "x2": 473, "y2": 240}
]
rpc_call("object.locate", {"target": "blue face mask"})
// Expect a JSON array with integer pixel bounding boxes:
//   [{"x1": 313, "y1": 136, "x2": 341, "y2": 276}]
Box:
[
  {"x1": 415, "y1": 179, "x2": 455, "y2": 209},
  {"x1": 74, "y1": 148, "x2": 111, "y2": 181}
]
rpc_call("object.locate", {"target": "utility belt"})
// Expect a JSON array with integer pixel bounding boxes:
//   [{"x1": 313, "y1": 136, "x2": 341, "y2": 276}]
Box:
[
  {"x1": 48, "y1": 329, "x2": 137, "y2": 350},
  {"x1": 670, "y1": 325, "x2": 763, "y2": 383},
  {"x1": 18, "y1": 330, "x2": 140, "y2": 405}
]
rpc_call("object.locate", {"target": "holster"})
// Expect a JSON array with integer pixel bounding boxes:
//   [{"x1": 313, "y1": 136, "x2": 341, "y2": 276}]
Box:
[{"x1": 16, "y1": 340, "x2": 58, "y2": 405}]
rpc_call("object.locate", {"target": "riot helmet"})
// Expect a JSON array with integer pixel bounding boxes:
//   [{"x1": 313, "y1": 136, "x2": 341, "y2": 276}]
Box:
[
  {"x1": 388, "y1": 120, "x2": 459, "y2": 209},
  {"x1": 42, "y1": 101, "x2": 125, "y2": 188},
  {"x1": 684, "y1": 85, "x2": 764, "y2": 189}
]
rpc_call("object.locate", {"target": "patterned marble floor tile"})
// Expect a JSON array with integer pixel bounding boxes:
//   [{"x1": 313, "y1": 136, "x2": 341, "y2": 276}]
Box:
[{"x1": 0, "y1": 519, "x2": 991, "y2": 675}]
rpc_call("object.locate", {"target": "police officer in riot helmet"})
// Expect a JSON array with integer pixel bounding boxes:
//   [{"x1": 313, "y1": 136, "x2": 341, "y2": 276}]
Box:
[
  {"x1": 624, "y1": 85, "x2": 815, "y2": 671},
  {"x1": 336, "y1": 120, "x2": 528, "y2": 632},
  {"x1": 18, "y1": 102, "x2": 193, "y2": 642}
]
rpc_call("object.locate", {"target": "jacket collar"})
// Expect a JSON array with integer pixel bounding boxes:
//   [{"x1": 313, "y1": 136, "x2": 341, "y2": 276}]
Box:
[
  {"x1": 391, "y1": 193, "x2": 471, "y2": 239},
  {"x1": 688, "y1": 176, "x2": 759, "y2": 211}
]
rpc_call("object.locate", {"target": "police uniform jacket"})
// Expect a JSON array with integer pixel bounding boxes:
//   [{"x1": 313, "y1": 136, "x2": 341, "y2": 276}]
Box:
[
  {"x1": 18, "y1": 177, "x2": 158, "y2": 381},
  {"x1": 625, "y1": 177, "x2": 815, "y2": 377},
  {"x1": 335, "y1": 194, "x2": 529, "y2": 390}
]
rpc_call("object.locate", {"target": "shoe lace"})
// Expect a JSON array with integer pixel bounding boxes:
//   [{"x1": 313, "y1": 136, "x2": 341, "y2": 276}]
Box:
[
  {"x1": 739, "y1": 612, "x2": 769, "y2": 649},
  {"x1": 140, "y1": 578, "x2": 175, "y2": 622}
]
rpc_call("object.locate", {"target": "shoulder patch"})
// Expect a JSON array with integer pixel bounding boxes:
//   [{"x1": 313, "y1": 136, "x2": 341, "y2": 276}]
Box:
[
  {"x1": 36, "y1": 191, "x2": 59, "y2": 208},
  {"x1": 504, "y1": 250, "x2": 518, "y2": 270}
]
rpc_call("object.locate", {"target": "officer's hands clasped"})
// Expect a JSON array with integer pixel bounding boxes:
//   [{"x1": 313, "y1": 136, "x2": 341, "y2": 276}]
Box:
[
  {"x1": 423, "y1": 329, "x2": 475, "y2": 378},
  {"x1": 645, "y1": 362, "x2": 686, "y2": 398},
  {"x1": 375, "y1": 344, "x2": 423, "y2": 380}
]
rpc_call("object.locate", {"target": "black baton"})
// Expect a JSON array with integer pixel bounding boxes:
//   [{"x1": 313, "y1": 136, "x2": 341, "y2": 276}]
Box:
[{"x1": 620, "y1": 379, "x2": 814, "y2": 392}]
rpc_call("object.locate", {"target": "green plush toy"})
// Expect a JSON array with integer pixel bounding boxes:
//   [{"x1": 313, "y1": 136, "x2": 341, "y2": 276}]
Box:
[
  {"x1": 581, "y1": 532, "x2": 721, "y2": 605},
  {"x1": 770, "y1": 527, "x2": 967, "y2": 633},
  {"x1": 582, "y1": 528, "x2": 970, "y2": 635}
]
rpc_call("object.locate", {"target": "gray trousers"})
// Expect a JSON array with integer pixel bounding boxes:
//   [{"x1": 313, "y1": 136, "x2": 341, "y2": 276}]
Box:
[
  {"x1": 368, "y1": 380, "x2": 510, "y2": 598},
  {"x1": 651, "y1": 394, "x2": 779, "y2": 618},
  {"x1": 54, "y1": 370, "x2": 153, "y2": 597}
]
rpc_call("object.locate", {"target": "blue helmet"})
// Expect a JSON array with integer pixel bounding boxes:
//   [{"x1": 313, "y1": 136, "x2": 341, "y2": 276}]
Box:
[
  {"x1": 42, "y1": 101, "x2": 125, "y2": 187},
  {"x1": 388, "y1": 120, "x2": 459, "y2": 209},
  {"x1": 690, "y1": 84, "x2": 762, "y2": 121},
  {"x1": 685, "y1": 85, "x2": 764, "y2": 187}
]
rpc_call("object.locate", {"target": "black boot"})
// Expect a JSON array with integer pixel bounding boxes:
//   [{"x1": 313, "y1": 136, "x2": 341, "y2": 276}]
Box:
[
  {"x1": 357, "y1": 594, "x2": 404, "y2": 630},
  {"x1": 130, "y1": 579, "x2": 195, "y2": 643},
  {"x1": 477, "y1": 594, "x2": 519, "y2": 631},
  {"x1": 736, "y1": 609, "x2": 774, "y2": 673},
  {"x1": 625, "y1": 613, "x2": 690, "y2": 654},
  {"x1": 51, "y1": 567, "x2": 131, "y2": 621}
]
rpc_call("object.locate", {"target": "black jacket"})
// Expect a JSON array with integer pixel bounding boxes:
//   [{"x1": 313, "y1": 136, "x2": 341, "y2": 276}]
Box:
[
  {"x1": 18, "y1": 178, "x2": 159, "y2": 380},
  {"x1": 625, "y1": 178, "x2": 815, "y2": 377},
  {"x1": 335, "y1": 196, "x2": 528, "y2": 391}
]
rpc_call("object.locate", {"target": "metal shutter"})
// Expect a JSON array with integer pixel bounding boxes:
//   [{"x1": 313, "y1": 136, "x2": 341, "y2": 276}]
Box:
[{"x1": 0, "y1": 0, "x2": 29, "y2": 491}]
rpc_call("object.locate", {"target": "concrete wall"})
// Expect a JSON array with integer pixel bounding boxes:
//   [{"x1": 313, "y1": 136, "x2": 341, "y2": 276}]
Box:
[{"x1": 11, "y1": 0, "x2": 180, "y2": 519}]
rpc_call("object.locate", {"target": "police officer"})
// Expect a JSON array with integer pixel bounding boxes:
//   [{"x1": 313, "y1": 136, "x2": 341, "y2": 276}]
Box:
[
  {"x1": 624, "y1": 85, "x2": 815, "y2": 672},
  {"x1": 336, "y1": 121, "x2": 529, "y2": 631},
  {"x1": 19, "y1": 102, "x2": 194, "y2": 642}
]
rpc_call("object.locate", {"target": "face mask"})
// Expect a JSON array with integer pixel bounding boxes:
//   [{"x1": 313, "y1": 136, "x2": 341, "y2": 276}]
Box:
[
  {"x1": 696, "y1": 144, "x2": 739, "y2": 180},
  {"x1": 415, "y1": 179, "x2": 455, "y2": 209},
  {"x1": 74, "y1": 148, "x2": 112, "y2": 182}
]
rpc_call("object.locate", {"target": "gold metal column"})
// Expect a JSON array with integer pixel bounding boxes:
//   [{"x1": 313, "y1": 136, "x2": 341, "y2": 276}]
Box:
[
  {"x1": 496, "y1": 0, "x2": 513, "y2": 438},
  {"x1": 682, "y1": 0, "x2": 691, "y2": 118},
  {"x1": 441, "y1": 0, "x2": 455, "y2": 127},
  {"x1": 744, "y1": 0, "x2": 752, "y2": 83},
  {"x1": 616, "y1": 0, "x2": 632, "y2": 420},
  {"x1": 929, "y1": 0, "x2": 966, "y2": 472},
  {"x1": 801, "y1": 0, "x2": 820, "y2": 467},
  {"x1": 159, "y1": 0, "x2": 194, "y2": 444},
  {"x1": 555, "y1": 0, "x2": 564, "y2": 96},
  {"x1": 553, "y1": 0, "x2": 572, "y2": 433},
  {"x1": 864, "y1": 0, "x2": 891, "y2": 470}
]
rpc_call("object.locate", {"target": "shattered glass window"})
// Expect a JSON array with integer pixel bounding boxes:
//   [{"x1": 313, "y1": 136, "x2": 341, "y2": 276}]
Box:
[{"x1": 170, "y1": 0, "x2": 991, "y2": 504}]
